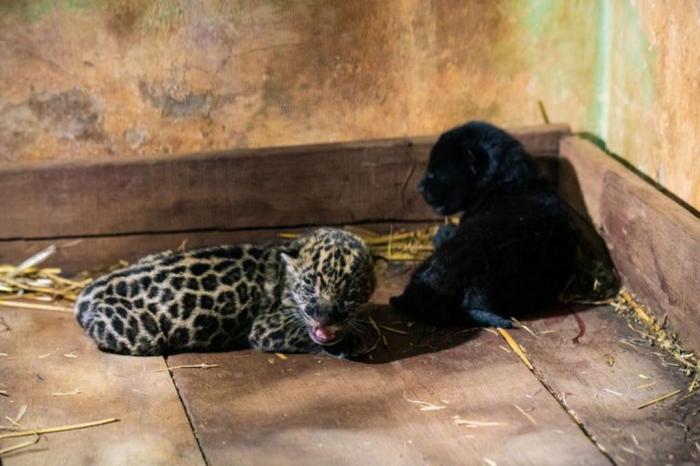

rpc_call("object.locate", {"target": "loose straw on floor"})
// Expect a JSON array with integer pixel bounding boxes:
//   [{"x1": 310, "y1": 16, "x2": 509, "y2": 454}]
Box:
[
  {"x1": 0, "y1": 434, "x2": 40, "y2": 456},
  {"x1": 637, "y1": 389, "x2": 682, "y2": 410},
  {"x1": 497, "y1": 328, "x2": 534, "y2": 370},
  {"x1": 0, "y1": 300, "x2": 73, "y2": 313},
  {"x1": 0, "y1": 418, "x2": 119, "y2": 440}
]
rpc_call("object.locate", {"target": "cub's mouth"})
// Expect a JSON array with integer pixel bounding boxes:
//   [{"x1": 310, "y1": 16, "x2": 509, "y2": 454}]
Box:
[{"x1": 308, "y1": 324, "x2": 344, "y2": 346}]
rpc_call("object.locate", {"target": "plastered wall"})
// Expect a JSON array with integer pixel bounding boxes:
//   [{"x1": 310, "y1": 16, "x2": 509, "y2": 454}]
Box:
[
  {"x1": 0, "y1": 0, "x2": 697, "y2": 209},
  {"x1": 603, "y1": 0, "x2": 700, "y2": 210}
]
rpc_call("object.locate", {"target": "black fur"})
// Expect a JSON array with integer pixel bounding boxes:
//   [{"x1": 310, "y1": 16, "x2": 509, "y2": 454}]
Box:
[{"x1": 390, "y1": 121, "x2": 577, "y2": 327}]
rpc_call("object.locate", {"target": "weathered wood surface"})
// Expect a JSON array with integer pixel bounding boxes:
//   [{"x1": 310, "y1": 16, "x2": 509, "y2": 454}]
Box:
[
  {"x1": 0, "y1": 306, "x2": 204, "y2": 465},
  {"x1": 0, "y1": 125, "x2": 568, "y2": 240},
  {"x1": 0, "y1": 223, "x2": 430, "y2": 276},
  {"x1": 168, "y1": 264, "x2": 608, "y2": 466},
  {"x1": 559, "y1": 137, "x2": 700, "y2": 353},
  {"x1": 3, "y1": 264, "x2": 699, "y2": 464},
  {"x1": 0, "y1": 229, "x2": 294, "y2": 277},
  {"x1": 516, "y1": 305, "x2": 700, "y2": 465}
]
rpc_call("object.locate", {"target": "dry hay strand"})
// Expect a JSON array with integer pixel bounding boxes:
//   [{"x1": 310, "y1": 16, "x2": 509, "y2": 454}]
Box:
[
  {"x1": 0, "y1": 245, "x2": 94, "y2": 312},
  {"x1": 510, "y1": 318, "x2": 540, "y2": 339},
  {"x1": 402, "y1": 392, "x2": 446, "y2": 411},
  {"x1": 0, "y1": 433, "x2": 40, "y2": 456},
  {"x1": 612, "y1": 290, "x2": 700, "y2": 396},
  {"x1": 637, "y1": 389, "x2": 682, "y2": 410},
  {"x1": 367, "y1": 225, "x2": 439, "y2": 262},
  {"x1": 159, "y1": 363, "x2": 219, "y2": 372},
  {"x1": 453, "y1": 416, "x2": 508, "y2": 428},
  {"x1": 51, "y1": 389, "x2": 81, "y2": 397},
  {"x1": 0, "y1": 300, "x2": 73, "y2": 313},
  {"x1": 380, "y1": 325, "x2": 409, "y2": 336},
  {"x1": 360, "y1": 316, "x2": 384, "y2": 355},
  {"x1": 280, "y1": 219, "x2": 458, "y2": 262},
  {"x1": 0, "y1": 418, "x2": 119, "y2": 440},
  {"x1": 496, "y1": 328, "x2": 534, "y2": 371},
  {"x1": 6, "y1": 406, "x2": 27, "y2": 428},
  {"x1": 513, "y1": 404, "x2": 538, "y2": 425}
]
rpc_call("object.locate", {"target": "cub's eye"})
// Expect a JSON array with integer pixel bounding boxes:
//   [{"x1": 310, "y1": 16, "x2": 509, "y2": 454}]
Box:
[{"x1": 304, "y1": 302, "x2": 318, "y2": 316}]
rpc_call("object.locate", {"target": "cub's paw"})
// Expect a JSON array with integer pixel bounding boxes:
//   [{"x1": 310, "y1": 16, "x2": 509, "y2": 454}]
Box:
[
  {"x1": 322, "y1": 332, "x2": 365, "y2": 359},
  {"x1": 465, "y1": 308, "x2": 513, "y2": 328}
]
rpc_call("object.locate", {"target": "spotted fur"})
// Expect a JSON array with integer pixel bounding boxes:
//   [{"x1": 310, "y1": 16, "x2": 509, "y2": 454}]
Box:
[{"x1": 74, "y1": 229, "x2": 375, "y2": 356}]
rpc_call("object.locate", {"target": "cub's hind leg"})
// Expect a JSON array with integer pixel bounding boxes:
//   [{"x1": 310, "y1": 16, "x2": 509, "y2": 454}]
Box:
[
  {"x1": 77, "y1": 299, "x2": 167, "y2": 356},
  {"x1": 460, "y1": 290, "x2": 512, "y2": 328},
  {"x1": 80, "y1": 304, "x2": 134, "y2": 354},
  {"x1": 464, "y1": 309, "x2": 513, "y2": 328}
]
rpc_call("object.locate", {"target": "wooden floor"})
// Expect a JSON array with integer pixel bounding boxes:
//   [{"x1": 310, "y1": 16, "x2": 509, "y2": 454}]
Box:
[{"x1": 2, "y1": 263, "x2": 699, "y2": 465}]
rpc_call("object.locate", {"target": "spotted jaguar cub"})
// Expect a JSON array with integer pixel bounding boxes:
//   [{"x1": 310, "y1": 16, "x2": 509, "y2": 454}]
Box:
[{"x1": 75, "y1": 229, "x2": 375, "y2": 357}]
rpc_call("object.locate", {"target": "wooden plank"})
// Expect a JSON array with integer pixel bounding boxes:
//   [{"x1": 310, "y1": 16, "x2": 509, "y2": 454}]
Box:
[
  {"x1": 515, "y1": 306, "x2": 700, "y2": 465},
  {"x1": 168, "y1": 263, "x2": 607, "y2": 466},
  {"x1": 0, "y1": 125, "x2": 569, "y2": 240},
  {"x1": 0, "y1": 229, "x2": 297, "y2": 277},
  {"x1": 559, "y1": 137, "x2": 700, "y2": 351},
  {"x1": 0, "y1": 222, "x2": 434, "y2": 276},
  {"x1": 0, "y1": 305, "x2": 204, "y2": 465}
]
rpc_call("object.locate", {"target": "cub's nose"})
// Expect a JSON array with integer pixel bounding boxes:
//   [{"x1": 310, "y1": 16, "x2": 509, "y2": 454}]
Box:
[{"x1": 313, "y1": 298, "x2": 340, "y2": 326}]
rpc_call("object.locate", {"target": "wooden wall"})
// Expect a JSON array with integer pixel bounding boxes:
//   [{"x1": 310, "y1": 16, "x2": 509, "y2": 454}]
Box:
[{"x1": 0, "y1": 0, "x2": 697, "y2": 209}]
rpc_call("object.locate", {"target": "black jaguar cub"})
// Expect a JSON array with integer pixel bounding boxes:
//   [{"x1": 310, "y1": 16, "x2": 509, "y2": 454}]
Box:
[{"x1": 390, "y1": 121, "x2": 577, "y2": 327}]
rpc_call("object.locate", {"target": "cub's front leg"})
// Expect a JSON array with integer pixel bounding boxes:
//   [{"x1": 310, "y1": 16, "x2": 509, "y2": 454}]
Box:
[
  {"x1": 247, "y1": 307, "x2": 368, "y2": 358},
  {"x1": 320, "y1": 331, "x2": 366, "y2": 359},
  {"x1": 248, "y1": 307, "x2": 318, "y2": 354}
]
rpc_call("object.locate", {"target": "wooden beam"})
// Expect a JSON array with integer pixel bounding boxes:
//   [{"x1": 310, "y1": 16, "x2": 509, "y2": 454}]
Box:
[
  {"x1": 0, "y1": 125, "x2": 569, "y2": 241},
  {"x1": 0, "y1": 230, "x2": 281, "y2": 276},
  {"x1": 559, "y1": 137, "x2": 700, "y2": 351},
  {"x1": 0, "y1": 223, "x2": 433, "y2": 276}
]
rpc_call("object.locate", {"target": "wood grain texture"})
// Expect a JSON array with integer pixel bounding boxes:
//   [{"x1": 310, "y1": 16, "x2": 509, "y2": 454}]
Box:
[
  {"x1": 0, "y1": 229, "x2": 300, "y2": 277},
  {"x1": 0, "y1": 306, "x2": 204, "y2": 465},
  {"x1": 559, "y1": 136, "x2": 700, "y2": 351},
  {"x1": 517, "y1": 306, "x2": 700, "y2": 465},
  {"x1": 0, "y1": 125, "x2": 568, "y2": 240},
  {"x1": 0, "y1": 223, "x2": 434, "y2": 276},
  {"x1": 168, "y1": 264, "x2": 607, "y2": 466}
]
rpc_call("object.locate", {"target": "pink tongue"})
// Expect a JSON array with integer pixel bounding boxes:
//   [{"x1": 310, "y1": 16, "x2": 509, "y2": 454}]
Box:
[{"x1": 314, "y1": 327, "x2": 336, "y2": 341}]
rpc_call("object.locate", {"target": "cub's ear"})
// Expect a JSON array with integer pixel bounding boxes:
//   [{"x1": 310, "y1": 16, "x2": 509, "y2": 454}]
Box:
[
  {"x1": 280, "y1": 252, "x2": 300, "y2": 276},
  {"x1": 288, "y1": 236, "x2": 308, "y2": 251},
  {"x1": 462, "y1": 143, "x2": 489, "y2": 178}
]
